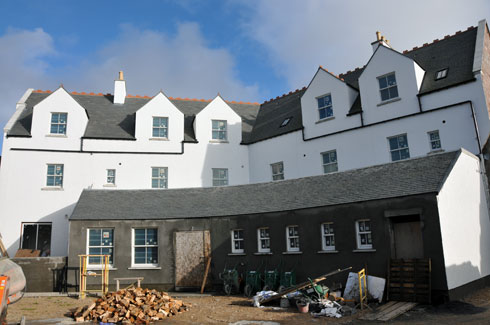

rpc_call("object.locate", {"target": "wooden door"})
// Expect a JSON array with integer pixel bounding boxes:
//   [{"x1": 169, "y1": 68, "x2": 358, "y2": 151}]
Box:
[
  {"x1": 174, "y1": 231, "x2": 211, "y2": 290},
  {"x1": 393, "y1": 221, "x2": 423, "y2": 259}
]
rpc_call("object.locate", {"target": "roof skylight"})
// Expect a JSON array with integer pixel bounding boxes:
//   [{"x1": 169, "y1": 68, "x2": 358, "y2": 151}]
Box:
[
  {"x1": 435, "y1": 69, "x2": 448, "y2": 80},
  {"x1": 280, "y1": 117, "x2": 292, "y2": 127}
]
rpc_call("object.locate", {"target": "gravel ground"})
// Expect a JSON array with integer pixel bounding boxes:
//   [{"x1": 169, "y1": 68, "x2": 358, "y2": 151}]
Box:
[{"x1": 6, "y1": 287, "x2": 490, "y2": 324}]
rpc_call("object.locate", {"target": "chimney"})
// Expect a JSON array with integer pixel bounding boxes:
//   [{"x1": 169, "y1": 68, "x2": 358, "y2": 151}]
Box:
[
  {"x1": 114, "y1": 71, "x2": 126, "y2": 104},
  {"x1": 371, "y1": 31, "x2": 391, "y2": 53}
]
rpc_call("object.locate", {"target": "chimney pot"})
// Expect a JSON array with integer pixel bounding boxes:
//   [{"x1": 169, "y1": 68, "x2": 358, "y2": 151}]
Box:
[
  {"x1": 119, "y1": 71, "x2": 124, "y2": 80},
  {"x1": 376, "y1": 31, "x2": 381, "y2": 41}
]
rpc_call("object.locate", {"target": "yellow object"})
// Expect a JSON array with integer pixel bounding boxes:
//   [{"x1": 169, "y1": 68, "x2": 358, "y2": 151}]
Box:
[
  {"x1": 79, "y1": 255, "x2": 109, "y2": 299},
  {"x1": 358, "y1": 268, "x2": 368, "y2": 310}
]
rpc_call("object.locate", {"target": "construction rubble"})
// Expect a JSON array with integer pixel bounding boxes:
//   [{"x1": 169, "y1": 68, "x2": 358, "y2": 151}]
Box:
[{"x1": 72, "y1": 287, "x2": 190, "y2": 323}]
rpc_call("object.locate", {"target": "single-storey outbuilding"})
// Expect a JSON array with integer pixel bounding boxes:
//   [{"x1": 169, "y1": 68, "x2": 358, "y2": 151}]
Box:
[{"x1": 68, "y1": 149, "x2": 490, "y2": 301}]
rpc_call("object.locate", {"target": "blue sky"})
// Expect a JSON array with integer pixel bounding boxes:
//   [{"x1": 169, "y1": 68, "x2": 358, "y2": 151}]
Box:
[{"x1": 0, "y1": 0, "x2": 489, "y2": 151}]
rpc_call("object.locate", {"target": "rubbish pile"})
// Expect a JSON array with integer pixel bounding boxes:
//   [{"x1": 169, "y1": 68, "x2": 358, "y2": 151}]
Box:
[{"x1": 73, "y1": 287, "x2": 190, "y2": 323}]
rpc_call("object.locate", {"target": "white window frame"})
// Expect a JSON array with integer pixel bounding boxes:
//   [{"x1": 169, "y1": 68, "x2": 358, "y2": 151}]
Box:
[
  {"x1": 231, "y1": 229, "x2": 244, "y2": 254},
  {"x1": 212, "y1": 120, "x2": 227, "y2": 141},
  {"x1": 377, "y1": 72, "x2": 399, "y2": 102},
  {"x1": 152, "y1": 116, "x2": 168, "y2": 139},
  {"x1": 321, "y1": 223, "x2": 335, "y2": 251},
  {"x1": 106, "y1": 169, "x2": 116, "y2": 185},
  {"x1": 321, "y1": 150, "x2": 338, "y2": 174},
  {"x1": 151, "y1": 167, "x2": 168, "y2": 189},
  {"x1": 316, "y1": 93, "x2": 334, "y2": 120},
  {"x1": 271, "y1": 162, "x2": 284, "y2": 181},
  {"x1": 50, "y1": 112, "x2": 67, "y2": 135},
  {"x1": 435, "y1": 69, "x2": 448, "y2": 80},
  {"x1": 388, "y1": 134, "x2": 410, "y2": 161},
  {"x1": 428, "y1": 130, "x2": 442, "y2": 151},
  {"x1": 286, "y1": 225, "x2": 300, "y2": 252},
  {"x1": 212, "y1": 168, "x2": 229, "y2": 186},
  {"x1": 355, "y1": 219, "x2": 373, "y2": 250},
  {"x1": 131, "y1": 228, "x2": 158, "y2": 267},
  {"x1": 20, "y1": 222, "x2": 52, "y2": 256},
  {"x1": 86, "y1": 228, "x2": 115, "y2": 267},
  {"x1": 257, "y1": 227, "x2": 271, "y2": 253},
  {"x1": 46, "y1": 164, "x2": 64, "y2": 188}
]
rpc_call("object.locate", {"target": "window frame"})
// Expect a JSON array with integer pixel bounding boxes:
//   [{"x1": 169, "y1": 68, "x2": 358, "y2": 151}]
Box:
[
  {"x1": 50, "y1": 112, "x2": 68, "y2": 135},
  {"x1": 20, "y1": 222, "x2": 52, "y2": 256},
  {"x1": 131, "y1": 228, "x2": 159, "y2": 267},
  {"x1": 231, "y1": 229, "x2": 244, "y2": 254},
  {"x1": 106, "y1": 169, "x2": 116, "y2": 185},
  {"x1": 271, "y1": 161, "x2": 284, "y2": 181},
  {"x1": 286, "y1": 225, "x2": 300, "y2": 252},
  {"x1": 355, "y1": 219, "x2": 373, "y2": 250},
  {"x1": 435, "y1": 68, "x2": 448, "y2": 80},
  {"x1": 86, "y1": 228, "x2": 115, "y2": 267},
  {"x1": 46, "y1": 164, "x2": 64, "y2": 188},
  {"x1": 321, "y1": 222, "x2": 335, "y2": 251},
  {"x1": 212, "y1": 168, "x2": 229, "y2": 187},
  {"x1": 257, "y1": 227, "x2": 271, "y2": 253},
  {"x1": 321, "y1": 150, "x2": 338, "y2": 174},
  {"x1": 387, "y1": 134, "x2": 410, "y2": 161},
  {"x1": 151, "y1": 167, "x2": 168, "y2": 189},
  {"x1": 211, "y1": 120, "x2": 228, "y2": 141},
  {"x1": 428, "y1": 130, "x2": 442, "y2": 151},
  {"x1": 152, "y1": 116, "x2": 169, "y2": 139},
  {"x1": 316, "y1": 93, "x2": 334, "y2": 120},
  {"x1": 377, "y1": 72, "x2": 399, "y2": 102}
]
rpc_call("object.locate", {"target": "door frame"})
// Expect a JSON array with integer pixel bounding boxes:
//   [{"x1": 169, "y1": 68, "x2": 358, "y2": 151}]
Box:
[{"x1": 384, "y1": 208, "x2": 424, "y2": 259}]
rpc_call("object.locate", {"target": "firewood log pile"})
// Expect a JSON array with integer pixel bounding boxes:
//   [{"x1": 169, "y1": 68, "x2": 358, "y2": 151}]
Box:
[{"x1": 73, "y1": 287, "x2": 190, "y2": 323}]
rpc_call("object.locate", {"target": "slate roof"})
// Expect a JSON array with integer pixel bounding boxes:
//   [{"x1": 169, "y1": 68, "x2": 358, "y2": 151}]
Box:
[
  {"x1": 70, "y1": 150, "x2": 459, "y2": 221},
  {"x1": 7, "y1": 27, "x2": 479, "y2": 144}
]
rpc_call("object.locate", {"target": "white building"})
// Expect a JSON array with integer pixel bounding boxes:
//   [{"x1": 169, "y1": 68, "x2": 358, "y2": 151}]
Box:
[{"x1": 1, "y1": 20, "x2": 490, "y2": 258}]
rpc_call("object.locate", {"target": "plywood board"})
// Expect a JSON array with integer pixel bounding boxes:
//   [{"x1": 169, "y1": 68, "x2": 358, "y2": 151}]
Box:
[{"x1": 174, "y1": 231, "x2": 211, "y2": 289}]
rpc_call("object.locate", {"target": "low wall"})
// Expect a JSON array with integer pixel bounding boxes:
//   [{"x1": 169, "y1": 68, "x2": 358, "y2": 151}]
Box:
[{"x1": 11, "y1": 257, "x2": 67, "y2": 292}]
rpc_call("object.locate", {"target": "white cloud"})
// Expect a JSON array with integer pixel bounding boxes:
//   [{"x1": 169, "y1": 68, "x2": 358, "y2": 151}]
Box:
[{"x1": 238, "y1": 0, "x2": 490, "y2": 89}]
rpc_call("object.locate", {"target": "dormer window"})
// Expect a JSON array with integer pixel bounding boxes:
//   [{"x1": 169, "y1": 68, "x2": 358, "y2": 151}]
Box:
[
  {"x1": 212, "y1": 120, "x2": 227, "y2": 141},
  {"x1": 378, "y1": 73, "x2": 398, "y2": 102},
  {"x1": 317, "y1": 94, "x2": 333, "y2": 120},
  {"x1": 152, "y1": 117, "x2": 168, "y2": 138},
  {"x1": 50, "y1": 113, "x2": 67, "y2": 135},
  {"x1": 435, "y1": 69, "x2": 448, "y2": 80},
  {"x1": 280, "y1": 117, "x2": 292, "y2": 127}
]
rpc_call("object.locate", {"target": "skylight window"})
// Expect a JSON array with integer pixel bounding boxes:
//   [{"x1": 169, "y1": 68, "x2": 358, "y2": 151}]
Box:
[
  {"x1": 280, "y1": 117, "x2": 292, "y2": 127},
  {"x1": 435, "y1": 69, "x2": 448, "y2": 80}
]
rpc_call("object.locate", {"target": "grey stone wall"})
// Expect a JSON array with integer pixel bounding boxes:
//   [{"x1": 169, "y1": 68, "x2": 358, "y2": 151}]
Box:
[{"x1": 12, "y1": 257, "x2": 66, "y2": 292}]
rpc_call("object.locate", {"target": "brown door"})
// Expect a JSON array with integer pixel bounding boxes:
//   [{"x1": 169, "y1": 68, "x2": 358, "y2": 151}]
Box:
[
  {"x1": 392, "y1": 217, "x2": 424, "y2": 259},
  {"x1": 174, "y1": 231, "x2": 211, "y2": 290}
]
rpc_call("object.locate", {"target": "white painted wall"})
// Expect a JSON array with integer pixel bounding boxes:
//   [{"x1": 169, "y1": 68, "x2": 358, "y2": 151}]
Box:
[{"x1": 437, "y1": 150, "x2": 490, "y2": 290}]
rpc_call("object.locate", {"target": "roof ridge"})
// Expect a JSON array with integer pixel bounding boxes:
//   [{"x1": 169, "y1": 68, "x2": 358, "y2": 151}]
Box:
[
  {"x1": 339, "y1": 65, "x2": 366, "y2": 78},
  {"x1": 319, "y1": 65, "x2": 345, "y2": 82},
  {"x1": 262, "y1": 86, "x2": 307, "y2": 104},
  {"x1": 402, "y1": 25, "x2": 476, "y2": 54}
]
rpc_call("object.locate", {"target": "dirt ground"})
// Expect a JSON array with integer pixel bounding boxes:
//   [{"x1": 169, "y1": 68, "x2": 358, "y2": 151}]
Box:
[{"x1": 6, "y1": 287, "x2": 490, "y2": 324}]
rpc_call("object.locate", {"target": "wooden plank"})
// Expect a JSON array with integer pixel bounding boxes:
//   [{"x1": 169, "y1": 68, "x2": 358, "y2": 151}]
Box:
[
  {"x1": 14, "y1": 249, "x2": 40, "y2": 257},
  {"x1": 378, "y1": 302, "x2": 417, "y2": 321},
  {"x1": 200, "y1": 257, "x2": 212, "y2": 294},
  {"x1": 359, "y1": 301, "x2": 398, "y2": 320},
  {"x1": 0, "y1": 235, "x2": 8, "y2": 258}
]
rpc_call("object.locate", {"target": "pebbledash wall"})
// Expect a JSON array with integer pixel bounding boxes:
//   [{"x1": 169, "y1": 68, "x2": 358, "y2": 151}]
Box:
[{"x1": 1, "y1": 20, "x2": 490, "y2": 266}]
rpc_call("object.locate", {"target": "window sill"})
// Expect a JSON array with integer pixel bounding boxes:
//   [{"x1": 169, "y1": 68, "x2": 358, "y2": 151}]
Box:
[
  {"x1": 45, "y1": 134, "x2": 67, "y2": 138},
  {"x1": 103, "y1": 184, "x2": 116, "y2": 188},
  {"x1": 428, "y1": 149, "x2": 444, "y2": 155},
  {"x1": 254, "y1": 252, "x2": 273, "y2": 256},
  {"x1": 86, "y1": 267, "x2": 117, "y2": 271},
  {"x1": 128, "y1": 266, "x2": 161, "y2": 270},
  {"x1": 228, "y1": 253, "x2": 246, "y2": 256},
  {"x1": 316, "y1": 116, "x2": 335, "y2": 124},
  {"x1": 352, "y1": 249, "x2": 376, "y2": 253},
  {"x1": 41, "y1": 187, "x2": 64, "y2": 191},
  {"x1": 317, "y1": 250, "x2": 339, "y2": 254},
  {"x1": 209, "y1": 140, "x2": 229, "y2": 144},
  {"x1": 377, "y1": 97, "x2": 401, "y2": 107},
  {"x1": 282, "y1": 251, "x2": 302, "y2": 255},
  {"x1": 149, "y1": 137, "x2": 169, "y2": 141}
]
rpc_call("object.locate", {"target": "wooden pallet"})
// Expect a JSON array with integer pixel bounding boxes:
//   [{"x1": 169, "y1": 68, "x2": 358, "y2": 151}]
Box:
[
  {"x1": 360, "y1": 301, "x2": 418, "y2": 321},
  {"x1": 387, "y1": 258, "x2": 431, "y2": 304}
]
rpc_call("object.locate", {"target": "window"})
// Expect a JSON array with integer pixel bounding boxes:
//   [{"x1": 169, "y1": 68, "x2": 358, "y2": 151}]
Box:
[
  {"x1": 46, "y1": 164, "x2": 64, "y2": 187},
  {"x1": 21, "y1": 222, "x2": 52, "y2": 256},
  {"x1": 231, "y1": 229, "x2": 244, "y2": 254},
  {"x1": 321, "y1": 223, "x2": 335, "y2": 251},
  {"x1": 152, "y1": 117, "x2": 168, "y2": 138},
  {"x1": 133, "y1": 228, "x2": 158, "y2": 266},
  {"x1": 378, "y1": 73, "x2": 398, "y2": 101},
  {"x1": 87, "y1": 229, "x2": 114, "y2": 265},
  {"x1": 428, "y1": 130, "x2": 442, "y2": 151},
  {"x1": 280, "y1": 117, "x2": 292, "y2": 127},
  {"x1": 388, "y1": 134, "x2": 410, "y2": 161},
  {"x1": 106, "y1": 169, "x2": 116, "y2": 185},
  {"x1": 151, "y1": 167, "x2": 168, "y2": 189},
  {"x1": 356, "y1": 220, "x2": 373, "y2": 249},
  {"x1": 322, "y1": 150, "x2": 338, "y2": 174},
  {"x1": 435, "y1": 69, "x2": 448, "y2": 80},
  {"x1": 257, "y1": 228, "x2": 270, "y2": 253},
  {"x1": 212, "y1": 120, "x2": 227, "y2": 141},
  {"x1": 212, "y1": 168, "x2": 228, "y2": 186},
  {"x1": 286, "y1": 226, "x2": 300, "y2": 252},
  {"x1": 317, "y1": 94, "x2": 333, "y2": 120},
  {"x1": 50, "y1": 113, "x2": 67, "y2": 134},
  {"x1": 271, "y1": 162, "x2": 284, "y2": 181}
]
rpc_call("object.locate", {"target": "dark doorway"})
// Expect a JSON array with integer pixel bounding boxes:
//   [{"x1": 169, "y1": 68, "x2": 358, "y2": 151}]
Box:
[{"x1": 391, "y1": 215, "x2": 423, "y2": 259}]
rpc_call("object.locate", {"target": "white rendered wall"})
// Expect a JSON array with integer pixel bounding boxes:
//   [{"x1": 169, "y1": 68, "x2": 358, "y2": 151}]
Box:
[{"x1": 436, "y1": 150, "x2": 490, "y2": 290}]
